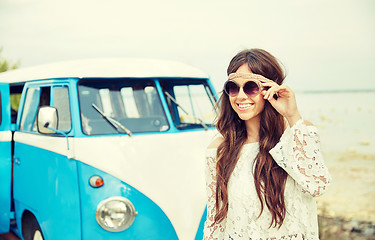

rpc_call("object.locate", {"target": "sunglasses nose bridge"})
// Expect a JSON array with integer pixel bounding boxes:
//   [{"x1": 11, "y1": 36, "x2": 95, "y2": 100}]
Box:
[{"x1": 236, "y1": 85, "x2": 248, "y2": 98}]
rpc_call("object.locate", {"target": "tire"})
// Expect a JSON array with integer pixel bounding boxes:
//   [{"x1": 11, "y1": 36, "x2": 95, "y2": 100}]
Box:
[{"x1": 22, "y1": 213, "x2": 45, "y2": 240}]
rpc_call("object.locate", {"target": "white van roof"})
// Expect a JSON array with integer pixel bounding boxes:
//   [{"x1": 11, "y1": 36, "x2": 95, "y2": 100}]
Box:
[{"x1": 0, "y1": 58, "x2": 209, "y2": 83}]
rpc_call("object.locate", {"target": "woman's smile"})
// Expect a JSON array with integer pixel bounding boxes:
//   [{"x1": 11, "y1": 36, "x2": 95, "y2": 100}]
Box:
[{"x1": 236, "y1": 102, "x2": 254, "y2": 111}]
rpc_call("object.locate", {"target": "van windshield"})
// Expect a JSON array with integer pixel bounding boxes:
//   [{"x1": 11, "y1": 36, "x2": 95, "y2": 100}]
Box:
[
  {"x1": 78, "y1": 79, "x2": 169, "y2": 135},
  {"x1": 160, "y1": 79, "x2": 216, "y2": 130}
]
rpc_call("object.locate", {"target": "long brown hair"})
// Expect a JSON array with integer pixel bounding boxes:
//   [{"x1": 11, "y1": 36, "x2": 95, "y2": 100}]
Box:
[{"x1": 214, "y1": 48, "x2": 288, "y2": 228}]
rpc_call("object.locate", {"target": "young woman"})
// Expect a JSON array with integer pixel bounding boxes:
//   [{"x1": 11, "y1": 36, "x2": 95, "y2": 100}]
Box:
[{"x1": 204, "y1": 49, "x2": 331, "y2": 240}]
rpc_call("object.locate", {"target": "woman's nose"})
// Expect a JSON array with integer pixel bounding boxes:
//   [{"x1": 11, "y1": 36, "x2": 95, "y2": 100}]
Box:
[{"x1": 237, "y1": 86, "x2": 247, "y2": 99}]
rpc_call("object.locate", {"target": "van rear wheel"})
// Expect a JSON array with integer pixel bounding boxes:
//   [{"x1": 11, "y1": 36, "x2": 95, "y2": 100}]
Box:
[{"x1": 22, "y1": 212, "x2": 45, "y2": 240}]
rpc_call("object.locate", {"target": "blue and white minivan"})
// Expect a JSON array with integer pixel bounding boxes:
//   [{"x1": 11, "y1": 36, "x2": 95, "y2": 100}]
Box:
[{"x1": 0, "y1": 58, "x2": 217, "y2": 240}]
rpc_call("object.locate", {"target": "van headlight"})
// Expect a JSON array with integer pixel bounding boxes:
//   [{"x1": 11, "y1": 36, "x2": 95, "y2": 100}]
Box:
[{"x1": 96, "y1": 196, "x2": 137, "y2": 232}]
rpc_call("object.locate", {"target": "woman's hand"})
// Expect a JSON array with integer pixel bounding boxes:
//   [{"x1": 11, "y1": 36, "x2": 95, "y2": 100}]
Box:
[{"x1": 261, "y1": 81, "x2": 302, "y2": 127}]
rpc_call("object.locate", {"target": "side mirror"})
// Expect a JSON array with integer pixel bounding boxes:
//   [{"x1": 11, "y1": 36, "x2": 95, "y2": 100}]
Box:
[{"x1": 37, "y1": 106, "x2": 59, "y2": 134}]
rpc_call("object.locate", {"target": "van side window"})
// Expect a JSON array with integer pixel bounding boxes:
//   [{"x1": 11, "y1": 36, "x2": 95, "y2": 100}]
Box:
[
  {"x1": 20, "y1": 86, "x2": 71, "y2": 133},
  {"x1": 53, "y1": 86, "x2": 71, "y2": 131},
  {"x1": 19, "y1": 87, "x2": 42, "y2": 131},
  {"x1": 10, "y1": 85, "x2": 24, "y2": 123}
]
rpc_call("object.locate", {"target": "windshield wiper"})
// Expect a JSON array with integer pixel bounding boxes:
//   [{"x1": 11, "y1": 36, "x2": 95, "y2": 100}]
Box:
[
  {"x1": 164, "y1": 92, "x2": 208, "y2": 131},
  {"x1": 92, "y1": 104, "x2": 132, "y2": 136}
]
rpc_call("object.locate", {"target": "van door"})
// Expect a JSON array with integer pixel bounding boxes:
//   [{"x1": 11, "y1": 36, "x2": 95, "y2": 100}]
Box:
[
  {"x1": 0, "y1": 83, "x2": 12, "y2": 234},
  {"x1": 13, "y1": 84, "x2": 81, "y2": 239}
]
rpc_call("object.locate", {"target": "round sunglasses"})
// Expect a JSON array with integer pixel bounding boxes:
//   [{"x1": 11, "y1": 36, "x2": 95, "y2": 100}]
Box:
[{"x1": 223, "y1": 73, "x2": 265, "y2": 97}]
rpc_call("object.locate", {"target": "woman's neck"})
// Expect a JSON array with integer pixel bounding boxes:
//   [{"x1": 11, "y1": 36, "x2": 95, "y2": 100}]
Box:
[{"x1": 244, "y1": 116, "x2": 261, "y2": 143}]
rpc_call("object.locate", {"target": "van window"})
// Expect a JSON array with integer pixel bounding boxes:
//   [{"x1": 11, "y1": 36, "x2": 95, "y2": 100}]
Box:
[
  {"x1": 78, "y1": 79, "x2": 169, "y2": 135},
  {"x1": 120, "y1": 87, "x2": 140, "y2": 118},
  {"x1": 20, "y1": 86, "x2": 71, "y2": 132},
  {"x1": 19, "y1": 87, "x2": 42, "y2": 131},
  {"x1": 173, "y1": 85, "x2": 215, "y2": 125},
  {"x1": 160, "y1": 80, "x2": 216, "y2": 130},
  {"x1": 53, "y1": 86, "x2": 72, "y2": 131},
  {"x1": 10, "y1": 85, "x2": 24, "y2": 123}
]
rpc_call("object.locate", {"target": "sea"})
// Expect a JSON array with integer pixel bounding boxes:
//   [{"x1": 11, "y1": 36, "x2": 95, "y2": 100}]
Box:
[{"x1": 295, "y1": 91, "x2": 375, "y2": 155}]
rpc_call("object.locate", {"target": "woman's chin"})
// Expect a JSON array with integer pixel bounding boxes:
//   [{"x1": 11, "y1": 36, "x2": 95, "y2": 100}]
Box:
[
  {"x1": 237, "y1": 111, "x2": 262, "y2": 122},
  {"x1": 237, "y1": 113, "x2": 254, "y2": 121}
]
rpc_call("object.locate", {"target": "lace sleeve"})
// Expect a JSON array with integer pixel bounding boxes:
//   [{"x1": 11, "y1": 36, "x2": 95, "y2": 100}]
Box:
[
  {"x1": 203, "y1": 148, "x2": 225, "y2": 240},
  {"x1": 269, "y1": 119, "x2": 332, "y2": 197}
]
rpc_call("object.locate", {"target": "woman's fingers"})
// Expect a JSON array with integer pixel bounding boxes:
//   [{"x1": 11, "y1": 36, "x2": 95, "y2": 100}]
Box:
[
  {"x1": 264, "y1": 85, "x2": 279, "y2": 100},
  {"x1": 262, "y1": 82, "x2": 291, "y2": 100},
  {"x1": 275, "y1": 85, "x2": 290, "y2": 97},
  {"x1": 260, "y1": 81, "x2": 300, "y2": 121}
]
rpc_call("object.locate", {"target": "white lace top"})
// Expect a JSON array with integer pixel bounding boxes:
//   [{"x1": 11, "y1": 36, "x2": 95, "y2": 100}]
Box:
[{"x1": 203, "y1": 120, "x2": 331, "y2": 240}]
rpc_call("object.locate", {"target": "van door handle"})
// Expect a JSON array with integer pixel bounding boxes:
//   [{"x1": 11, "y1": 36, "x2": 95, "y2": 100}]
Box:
[{"x1": 14, "y1": 158, "x2": 21, "y2": 165}]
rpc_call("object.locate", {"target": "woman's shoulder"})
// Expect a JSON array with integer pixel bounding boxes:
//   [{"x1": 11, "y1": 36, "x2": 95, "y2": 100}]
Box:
[
  {"x1": 207, "y1": 136, "x2": 224, "y2": 150},
  {"x1": 205, "y1": 137, "x2": 222, "y2": 167}
]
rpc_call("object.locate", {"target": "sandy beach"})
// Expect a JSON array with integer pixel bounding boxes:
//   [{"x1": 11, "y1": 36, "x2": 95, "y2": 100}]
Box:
[
  {"x1": 316, "y1": 151, "x2": 375, "y2": 222},
  {"x1": 316, "y1": 151, "x2": 375, "y2": 239}
]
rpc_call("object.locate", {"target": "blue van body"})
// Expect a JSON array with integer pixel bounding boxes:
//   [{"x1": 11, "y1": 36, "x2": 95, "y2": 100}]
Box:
[
  {"x1": 0, "y1": 83, "x2": 12, "y2": 234},
  {"x1": 0, "y1": 59, "x2": 217, "y2": 240}
]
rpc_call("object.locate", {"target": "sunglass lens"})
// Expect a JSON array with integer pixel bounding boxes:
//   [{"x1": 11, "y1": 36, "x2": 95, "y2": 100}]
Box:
[
  {"x1": 225, "y1": 81, "x2": 239, "y2": 96},
  {"x1": 243, "y1": 81, "x2": 259, "y2": 97}
]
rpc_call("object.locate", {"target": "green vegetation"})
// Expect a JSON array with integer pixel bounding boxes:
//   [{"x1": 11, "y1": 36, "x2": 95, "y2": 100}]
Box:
[
  {"x1": 1, "y1": 47, "x2": 22, "y2": 112},
  {"x1": 0, "y1": 47, "x2": 20, "y2": 73},
  {"x1": 10, "y1": 94, "x2": 22, "y2": 112}
]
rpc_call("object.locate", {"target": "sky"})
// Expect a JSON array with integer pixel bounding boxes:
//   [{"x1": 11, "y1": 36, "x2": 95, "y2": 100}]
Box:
[{"x1": 0, "y1": 0, "x2": 374, "y2": 92}]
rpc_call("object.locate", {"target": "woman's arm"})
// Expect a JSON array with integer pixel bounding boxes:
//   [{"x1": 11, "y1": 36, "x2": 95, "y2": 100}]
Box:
[
  {"x1": 269, "y1": 119, "x2": 331, "y2": 197},
  {"x1": 261, "y1": 78, "x2": 331, "y2": 196}
]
